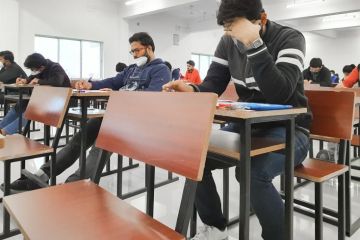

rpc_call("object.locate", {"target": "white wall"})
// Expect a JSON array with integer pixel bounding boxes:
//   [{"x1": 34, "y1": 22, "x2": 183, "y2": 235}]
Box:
[
  {"x1": 0, "y1": 0, "x2": 19, "y2": 59},
  {"x1": 16, "y1": 0, "x2": 129, "y2": 78}
]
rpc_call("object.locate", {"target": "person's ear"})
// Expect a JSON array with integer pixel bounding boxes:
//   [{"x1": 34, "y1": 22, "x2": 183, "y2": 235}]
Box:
[{"x1": 260, "y1": 12, "x2": 268, "y2": 26}]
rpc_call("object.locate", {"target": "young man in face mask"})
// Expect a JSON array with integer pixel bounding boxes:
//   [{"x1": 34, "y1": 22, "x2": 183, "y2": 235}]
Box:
[
  {"x1": 303, "y1": 57, "x2": 332, "y2": 87},
  {"x1": 9, "y1": 32, "x2": 171, "y2": 191},
  {"x1": 0, "y1": 53, "x2": 70, "y2": 135},
  {"x1": 0, "y1": 50, "x2": 27, "y2": 84},
  {"x1": 163, "y1": 0, "x2": 312, "y2": 239}
]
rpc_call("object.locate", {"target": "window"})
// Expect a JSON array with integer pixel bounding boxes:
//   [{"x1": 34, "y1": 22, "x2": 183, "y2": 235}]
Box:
[
  {"x1": 191, "y1": 53, "x2": 213, "y2": 79},
  {"x1": 34, "y1": 36, "x2": 103, "y2": 79}
]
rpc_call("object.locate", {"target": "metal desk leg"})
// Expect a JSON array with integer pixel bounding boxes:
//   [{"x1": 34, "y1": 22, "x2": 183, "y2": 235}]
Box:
[
  {"x1": 79, "y1": 98, "x2": 88, "y2": 179},
  {"x1": 239, "y1": 120, "x2": 251, "y2": 240},
  {"x1": 284, "y1": 118, "x2": 295, "y2": 240}
]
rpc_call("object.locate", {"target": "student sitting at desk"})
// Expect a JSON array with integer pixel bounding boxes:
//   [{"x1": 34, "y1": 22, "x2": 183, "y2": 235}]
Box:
[
  {"x1": 0, "y1": 50, "x2": 27, "y2": 84},
  {"x1": 163, "y1": 0, "x2": 312, "y2": 239},
  {"x1": 0, "y1": 53, "x2": 70, "y2": 135},
  {"x1": 336, "y1": 64, "x2": 360, "y2": 88},
  {"x1": 9, "y1": 32, "x2": 171, "y2": 191}
]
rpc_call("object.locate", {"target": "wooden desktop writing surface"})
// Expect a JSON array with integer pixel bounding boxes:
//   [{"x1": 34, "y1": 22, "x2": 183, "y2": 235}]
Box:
[
  {"x1": 215, "y1": 107, "x2": 307, "y2": 120},
  {"x1": 4, "y1": 181, "x2": 185, "y2": 240},
  {"x1": 3, "y1": 84, "x2": 35, "y2": 89},
  {"x1": 71, "y1": 90, "x2": 111, "y2": 97}
]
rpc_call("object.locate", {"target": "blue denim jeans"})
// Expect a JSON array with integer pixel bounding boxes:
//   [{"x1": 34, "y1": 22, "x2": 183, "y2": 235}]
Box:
[
  {"x1": 0, "y1": 107, "x2": 28, "y2": 134},
  {"x1": 195, "y1": 123, "x2": 310, "y2": 240}
]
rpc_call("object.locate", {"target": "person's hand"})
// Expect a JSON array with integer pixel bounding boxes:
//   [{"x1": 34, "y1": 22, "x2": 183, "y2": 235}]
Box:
[
  {"x1": 162, "y1": 80, "x2": 195, "y2": 92},
  {"x1": 99, "y1": 88, "x2": 112, "y2": 92},
  {"x1": 303, "y1": 79, "x2": 312, "y2": 84},
  {"x1": 29, "y1": 78, "x2": 39, "y2": 85},
  {"x1": 16, "y1": 78, "x2": 27, "y2": 85},
  {"x1": 75, "y1": 80, "x2": 92, "y2": 90},
  {"x1": 224, "y1": 17, "x2": 261, "y2": 47},
  {"x1": 335, "y1": 82, "x2": 346, "y2": 88}
]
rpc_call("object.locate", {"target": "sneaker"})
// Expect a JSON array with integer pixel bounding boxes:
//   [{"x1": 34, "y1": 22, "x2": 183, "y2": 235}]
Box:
[
  {"x1": 9, "y1": 176, "x2": 42, "y2": 191},
  {"x1": 190, "y1": 225, "x2": 228, "y2": 240}
]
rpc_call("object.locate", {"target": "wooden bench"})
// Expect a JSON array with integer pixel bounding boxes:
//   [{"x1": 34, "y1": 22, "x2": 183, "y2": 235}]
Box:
[
  {"x1": 4, "y1": 91, "x2": 218, "y2": 239},
  {"x1": 295, "y1": 90, "x2": 355, "y2": 240},
  {"x1": 0, "y1": 86, "x2": 72, "y2": 239}
]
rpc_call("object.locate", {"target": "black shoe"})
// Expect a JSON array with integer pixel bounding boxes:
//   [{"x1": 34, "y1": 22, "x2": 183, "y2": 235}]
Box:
[{"x1": 9, "y1": 177, "x2": 42, "y2": 191}]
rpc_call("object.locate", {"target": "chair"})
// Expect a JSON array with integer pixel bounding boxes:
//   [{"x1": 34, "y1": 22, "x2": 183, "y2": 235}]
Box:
[
  {"x1": 0, "y1": 86, "x2": 72, "y2": 239},
  {"x1": 294, "y1": 90, "x2": 354, "y2": 240},
  {"x1": 4, "y1": 91, "x2": 217, "y2": 239}
]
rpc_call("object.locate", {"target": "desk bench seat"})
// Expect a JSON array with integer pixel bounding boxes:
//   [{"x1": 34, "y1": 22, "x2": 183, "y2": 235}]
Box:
[
  {"x1": 208, "y1": 130, "x2": 285, "y2": 160},
  {"x1": 4, "y1": 181, "x2": 185, "y2": 240}
]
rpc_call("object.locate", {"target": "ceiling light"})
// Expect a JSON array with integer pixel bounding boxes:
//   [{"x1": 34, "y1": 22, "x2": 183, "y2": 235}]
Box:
[
  {"x1": 125, "y1": 0, "x2": 142, "y2": 6},
  {"x1": 286, "y1": 0, "x2": 325, "y2": 9},
  {"x1": 323, "y1": 12, "x2": 360, "y2": 22}
]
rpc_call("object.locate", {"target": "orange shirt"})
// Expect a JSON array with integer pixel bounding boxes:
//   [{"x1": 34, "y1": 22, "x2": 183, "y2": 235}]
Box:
[
  {"x1": 343, "y1": 67, "x2": 359, "y2": 88},
  {"x1": 182, "y1": 69, "x2": 202, "y2": 85}
]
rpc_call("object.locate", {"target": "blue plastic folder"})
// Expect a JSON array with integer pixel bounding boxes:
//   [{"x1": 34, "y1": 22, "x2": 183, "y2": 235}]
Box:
[{"x1": 230, "y1": 102, "x2": 293, "y2": 111}]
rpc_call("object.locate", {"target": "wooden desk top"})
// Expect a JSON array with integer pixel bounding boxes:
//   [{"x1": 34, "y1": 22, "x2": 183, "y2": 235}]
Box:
[
  {"x1": 71, "y1": 90, "x2": 111, "y2": 97},
  {"x1": 4, "y1": 181, "x2": 185, "y2": 240},
  {"x1": 3, "y1": 84, "x2": 35, "y2": 89},
  {"x1": 0, "y1": 134, "x2": 53, "y2": 162},
  {"x1": 215, "y1": 107, "x2": 307, "y2": 120}
]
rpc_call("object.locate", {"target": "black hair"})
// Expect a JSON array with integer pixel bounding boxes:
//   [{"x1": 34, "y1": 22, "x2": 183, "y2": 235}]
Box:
[
  {"x1": 24, "y1": 53, "x2": 47, "y2": 69},
  {"x1": 310, "y1": 58, "x2": 322, "y2": 68},
  {"x1": 343, "y1": 64, "x2": 356, "y2": 74},
  {"x1": 164, "y1": 61, "x2": 172, "y2": 71},
  {"x1": 187, "y1": 60, "x2": 195, "y2": 66},
  {"x1": 115, "y1": 62, "x2": 127, "y2": 72},
  {"x1": 129, "y1": 32, "x2": 155, "y2": 52},
  {"x1": 217, "y1": 0, "x2": 263, "y2": 25},
  {"x1": 0, "y1": 50, "x2": 15, "y2": 63}
]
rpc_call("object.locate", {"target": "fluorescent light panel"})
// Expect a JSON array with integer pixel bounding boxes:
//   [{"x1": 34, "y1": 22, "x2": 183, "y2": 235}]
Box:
[
  {"x1": 286, "y1": 0, "x2": 325, "y2": 9},
  {"x1": 125, "y1": 0, "x2": 142, "y2": 6},
  {"x1": 323, "y1": 12, "x2": 360, "y2": 22}
]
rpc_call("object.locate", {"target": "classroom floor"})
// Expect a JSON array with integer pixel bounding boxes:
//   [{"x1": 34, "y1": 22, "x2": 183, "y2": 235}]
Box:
[{"x1": 1, "y1": 127, "x2": 360, "y2": 239}]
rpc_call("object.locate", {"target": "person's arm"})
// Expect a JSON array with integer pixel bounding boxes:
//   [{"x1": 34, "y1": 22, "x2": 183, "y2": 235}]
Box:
[
  {"x1": 246, "y1": 31, "x2": 306, "y2": 104},
  {"x1": 0, "y1": 67, "x2": 23, "y2": 84},
  {"x1": 194, "y1": 37, "x2": 231, "y2": 95},
  {"x1": 319, "y1": 68, "x2": 332, "y2": 87},
  {"x1": 91, "y1": 71, "x2": 126, "y2": 90},
  {"x1": 38, "y1": 65, "x2": 68, "y2": 87},
  {"x1": 144, "y1": 65, "x2": 171, "y2": 91},
  {"x1": 194, "y1": 70, "x2": 202, "y2": 85},
  {"x1": 342, "y1": 67, "x2": 359, "y2": 88}
]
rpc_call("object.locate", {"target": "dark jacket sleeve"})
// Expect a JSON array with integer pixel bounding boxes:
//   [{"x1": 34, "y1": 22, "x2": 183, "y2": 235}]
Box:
[
  {"x1": 196, "y1": 37, "x2": 231, "y2": 96},
  {"x1": 0, "y1": 64, "x2": 27, "y2": 84},
  {"x1": 144, "y1": 65, "x2": 171, "y2": 91},
  {"x1": 91, "y1": 71, "x2": 126, "y2": 90},
  {"x1": 319, "y1": 68, "x2": 332, "y2": 87},
  {"x1": 245, "y1": 30, "x2": 306, "y2": 104},
  {"x1": 38, "y1": 65, "x2": 69, "y2": 87}
]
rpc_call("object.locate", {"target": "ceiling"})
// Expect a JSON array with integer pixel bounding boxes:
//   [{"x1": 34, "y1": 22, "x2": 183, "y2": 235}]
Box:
[{"x1": 114, "y1": 0, "x2": 360, "y2": 37}]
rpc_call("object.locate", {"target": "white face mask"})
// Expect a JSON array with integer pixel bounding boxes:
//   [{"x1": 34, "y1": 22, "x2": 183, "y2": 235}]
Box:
[
  {"x1": 0, "y1": 62, "x2": 4, "y2": 69},
  {"x1": 134, "y1": 56, "x2": 148, "y2": 67},
  {"x1": 31, "y1": 70, "x2": 41, "y2": 76}
]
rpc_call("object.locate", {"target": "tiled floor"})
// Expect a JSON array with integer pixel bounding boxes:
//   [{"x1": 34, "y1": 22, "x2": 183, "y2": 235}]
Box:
[{"x1": 1, "y1": 127, "x2": 360, "y2": 239}]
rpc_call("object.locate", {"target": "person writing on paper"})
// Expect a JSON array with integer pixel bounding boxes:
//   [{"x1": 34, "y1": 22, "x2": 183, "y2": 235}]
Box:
[
  {"x1": 336, "y1": 64, "x2": 359, "y2": 88},
  {"x1": 0, "y1": 53, "x2": 70, "y2": 135},
  {"x1": 181, "y1": 60, "x2": 202, "y2": 84},
  {"x1": 303, "y1": 58, "x2": 332, "y2": 86},
  {"x1": 9, "y1": 32, "x2": 171, "y2": 191},
  {"x1": 163, "y1": 1, "x2": 312, "y2": 240},
  {"x1": 0, "y1": 50, "x2": 27, "y2": 84}
]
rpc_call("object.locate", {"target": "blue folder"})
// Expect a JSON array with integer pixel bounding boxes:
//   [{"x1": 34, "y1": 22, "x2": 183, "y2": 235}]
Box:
[{"x1": 230, "y1": 102, "x2": 293, "y2": 111}]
